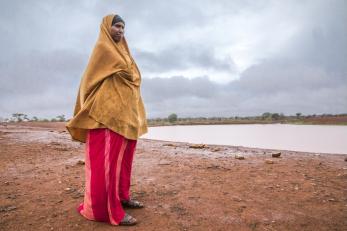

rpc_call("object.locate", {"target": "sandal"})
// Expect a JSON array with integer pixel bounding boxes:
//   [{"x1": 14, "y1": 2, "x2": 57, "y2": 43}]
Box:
[
  {"x1": 119, "y1": 213, "x2": 137, "y2": 226},
  {"x1": 121, "y1": 199, "x2": 144, "y2": 208}
]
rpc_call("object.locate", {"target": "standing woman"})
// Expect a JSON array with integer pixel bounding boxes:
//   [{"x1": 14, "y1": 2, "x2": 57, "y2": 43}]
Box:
[{"x1": 66, "y1": 14, "x2": 148, "y2": 226}]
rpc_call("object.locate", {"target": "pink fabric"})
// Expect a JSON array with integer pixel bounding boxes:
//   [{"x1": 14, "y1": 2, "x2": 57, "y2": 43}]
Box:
[{"x1": 77, "y1": 128, "x2": 137, "y2": 225}]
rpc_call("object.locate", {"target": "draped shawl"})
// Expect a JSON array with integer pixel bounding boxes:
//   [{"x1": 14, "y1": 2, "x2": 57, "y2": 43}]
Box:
[{"x1": 66, "y1": 14, "x2": 148, "y2": 142}]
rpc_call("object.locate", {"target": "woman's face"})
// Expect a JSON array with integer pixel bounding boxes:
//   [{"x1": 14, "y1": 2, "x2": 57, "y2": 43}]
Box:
[{"x1": 110, "y1": 22, "x2": 125, "y2": 43}]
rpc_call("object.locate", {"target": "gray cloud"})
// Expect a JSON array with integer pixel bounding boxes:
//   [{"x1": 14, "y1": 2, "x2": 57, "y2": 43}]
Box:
[
  {"x1": 134, "y1": 45, "x2": 236, "y2": 73},
  {"x1": 0, "y1": 0, "x2": 346, "y2": 119}
]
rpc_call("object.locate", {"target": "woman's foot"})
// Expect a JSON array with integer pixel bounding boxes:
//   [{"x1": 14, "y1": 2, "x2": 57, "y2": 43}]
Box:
[
  {"x1": 119, "y1": 213, "x2": 137, "y2": 226},
  {"x1": 121, "y1": 199, "x2": 144, "y2": 208}
]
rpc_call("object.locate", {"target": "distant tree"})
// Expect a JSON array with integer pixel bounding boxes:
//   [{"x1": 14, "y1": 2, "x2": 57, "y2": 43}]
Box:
[
  {"x1": 271, "y1": 113, "x2": 280, "y2": 120},
  {"x1": 32, "y1": 116, "x2": 39, "y2": 121},
  {"x1": 279, "y1": 113, "x2": 285, "y2": 120},
  {"x1": 168, "y1": 113, "x2": 178, "y2": 123},
  {"x1": 12, "y1": 113, "x2": 26, "y2": 122},
  {"x1": 262, "y1": 112, "x2": 272, "y2": 120},
  {"x1": 56, "y1": 115, "x2": 66, "y2": 122},
  {"x1": 296, "y1": 113, "x2": 302, "y2": 119},
  {"x1": 23, "y1": 114, "x2": 29, "y2": 121}
]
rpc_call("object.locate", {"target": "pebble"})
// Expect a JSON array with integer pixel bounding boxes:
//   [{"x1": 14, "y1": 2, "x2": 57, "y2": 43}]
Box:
[
  {"x1": 235, "y1": 154, "x2": 245, "y2": 160},
  {"x1": 76, "y1": 160, "x2": 85, "y2": 165},
  {"x1": 272, "y1": 152, "x2": 281, "y2": 158},
  {"x1": 163, "y1": 143, "x2": 176, "y2": 147},
  {"x1": 265, "y1": 159, "x2": 274, "y2": 164},
  {"x1": 0, "y1": 205, "x2": 17, "y2": 212},
  {"x1": 189, "y1": 144, "x2": 207, "y2": 149},
  {"x1": 211, "y1": 147, "x2": 222, "y2": 152},
  {"x1": 6, "y1": 195, "x2": 17, "y2": 199},
  {"x1": 158, "y1": 161, "x2": 171, "y2": 165}
]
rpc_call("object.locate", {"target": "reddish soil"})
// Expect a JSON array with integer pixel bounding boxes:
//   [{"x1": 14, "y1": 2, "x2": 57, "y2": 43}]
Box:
[
  {"x1": 303, "y1": 115, "x2": 347, "y2": 125},
  {"x1": 0, "y1": 122, "x2": 346, "y2": 231}
]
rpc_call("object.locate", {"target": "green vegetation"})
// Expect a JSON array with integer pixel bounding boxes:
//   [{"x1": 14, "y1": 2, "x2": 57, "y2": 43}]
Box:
[
  {"x1": 168, "y1": 113, "x2": 178, "y2": 123},
  {"x1": 0, "y1": 113, "x2": 67, "y2": 123},
  {"x1": 148, "y1": 113, "x2": 347, "y2": 126},
  {"x1": 1, "y1": 112, "x2": 347, "y2": 126}
]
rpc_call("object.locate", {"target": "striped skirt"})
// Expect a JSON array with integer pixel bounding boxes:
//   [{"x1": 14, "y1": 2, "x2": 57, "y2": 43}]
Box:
[{"x1": 77, "y1": 128, "x2": 137, "y2": 225}]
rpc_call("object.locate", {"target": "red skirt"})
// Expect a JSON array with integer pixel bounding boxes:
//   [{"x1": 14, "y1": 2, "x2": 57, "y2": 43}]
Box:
[{"x1": 77, "y1": 128, "x2": 137, "y2": 225}]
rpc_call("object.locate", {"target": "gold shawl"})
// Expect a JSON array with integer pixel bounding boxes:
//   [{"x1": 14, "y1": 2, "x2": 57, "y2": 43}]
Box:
[{"x1": 66, "y1": 14, "x2": 148, "y2": 142}]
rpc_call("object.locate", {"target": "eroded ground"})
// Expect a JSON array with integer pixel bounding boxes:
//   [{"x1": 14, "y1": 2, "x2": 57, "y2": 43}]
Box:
[{"x1": 0, "y1": 122, "x2": 346, "y2": 231}]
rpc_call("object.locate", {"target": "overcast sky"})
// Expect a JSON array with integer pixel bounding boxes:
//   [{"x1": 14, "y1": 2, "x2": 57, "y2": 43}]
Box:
[{"x1": 0, "y1": 0, "x2": 346, "y2": 119}]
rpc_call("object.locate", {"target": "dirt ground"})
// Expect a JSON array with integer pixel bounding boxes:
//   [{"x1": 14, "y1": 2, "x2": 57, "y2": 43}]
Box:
[{"x1": 0, "y1": 122, "x2": 346, "y2": 231}]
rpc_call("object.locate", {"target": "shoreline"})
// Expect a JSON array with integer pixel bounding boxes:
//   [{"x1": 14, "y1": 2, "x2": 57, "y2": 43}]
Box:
[
  {"x1": 0, "y1": 122, "x2": 346, "y2": 230},
  {"x1": 142, "y1": 137, "x2": 347, "y2": 156},
  {"x1": 3, "y1": 121, "x2": 347, "y2": 155}
]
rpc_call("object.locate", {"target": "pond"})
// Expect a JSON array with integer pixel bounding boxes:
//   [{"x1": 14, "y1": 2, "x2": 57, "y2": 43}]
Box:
[{"x1": 142, "y1": 124, "x2": 347, "y2": 154}]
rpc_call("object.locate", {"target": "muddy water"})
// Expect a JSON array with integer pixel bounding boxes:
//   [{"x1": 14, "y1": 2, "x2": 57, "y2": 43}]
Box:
[{"x1": 143, "y1": 124, "x2": 347, "y2": 154}]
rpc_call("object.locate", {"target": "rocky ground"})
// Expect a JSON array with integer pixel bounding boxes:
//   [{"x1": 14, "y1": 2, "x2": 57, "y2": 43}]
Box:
[{"x1": 0, "y1": 122, "x2": 346, "y2": 231}]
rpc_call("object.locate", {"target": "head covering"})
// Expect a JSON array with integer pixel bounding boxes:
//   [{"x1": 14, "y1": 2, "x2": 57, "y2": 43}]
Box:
[
  {"x1": 112, "y1": 14, "x2": 125, "y2": 26},
  {"x1": 66, "y1": 14, "x2": 147, "y2": 142}
]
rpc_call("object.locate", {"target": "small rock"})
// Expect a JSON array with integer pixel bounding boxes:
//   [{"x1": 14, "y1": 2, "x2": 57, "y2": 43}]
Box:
[
  {"x1": 72, "y1": 192, "x2": 84, "y2": 199},
  {"x1": 235, "y1": 154, "x2": 245, "y2": 160},
  {"x1": 344, "y1": 157, "x2": 347, "y2": 162},
  {"x1": 6, "y1": 195, "x2": 17, "y2": 199},
  {"x1": 163, "y1": 143, "x2": 176, "y2": 147},
  {"x1": 64, "y1": 187, "x2": 72, "y2": 192},
  {"x1": 189, "y1": 144, "x2": 207, "y2": 149},
  {"x1": 0, "y1": 205, "x2": 17, "y2": 212},
  {"x1": 76, "y1": 160, "x2": 85, "y2": 165},
  {"x1": 272, "y1": 152, "x2": 281, "y2": 158},
  {"x1": 211, "y1": 147, "x2": 221, "y2": 152},
  {"x1": 232, "y1": 197, "x2": 242, "y2": 202},
  {"x1": 158, "y1": 161, "x2": 171, "y2": 165},
  {"x1": 4, "y1": 181, "x2": 10, "y2": 185},
  {"x1": 206, "y1": 164, "x2": 220, "y2": 169},
  {"x1": 265, "y1": 159, "x2": 274, "y2": 164}
]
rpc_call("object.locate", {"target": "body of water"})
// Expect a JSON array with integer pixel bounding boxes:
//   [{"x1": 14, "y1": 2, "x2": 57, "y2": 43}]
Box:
[{"x1": 142, "y1": 124, "x2": 347, "y2": 154}]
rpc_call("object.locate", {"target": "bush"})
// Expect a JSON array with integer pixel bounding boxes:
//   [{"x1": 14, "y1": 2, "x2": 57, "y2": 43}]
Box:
[{"x1": 168, "y1": 113, "x2": 178, "y2": 123}]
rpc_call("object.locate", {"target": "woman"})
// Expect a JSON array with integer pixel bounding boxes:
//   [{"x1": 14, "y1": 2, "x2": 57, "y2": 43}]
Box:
[{"x1": 66, "y1": 14, "x2": 148, "y2": 226}]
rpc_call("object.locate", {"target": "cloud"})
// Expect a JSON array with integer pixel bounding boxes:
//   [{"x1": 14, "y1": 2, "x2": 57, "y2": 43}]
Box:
[
  {"x1": 0, "y1": 0, "x2": 346, "y2": 119},
  {"x1": 133, "y1": 44, "x2": 236, "y2": 74}
]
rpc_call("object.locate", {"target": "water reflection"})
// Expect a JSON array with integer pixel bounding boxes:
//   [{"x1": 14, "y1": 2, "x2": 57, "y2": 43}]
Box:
[{"x1": 143, "y1": 124, "x2": 347, "y2": 154}]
